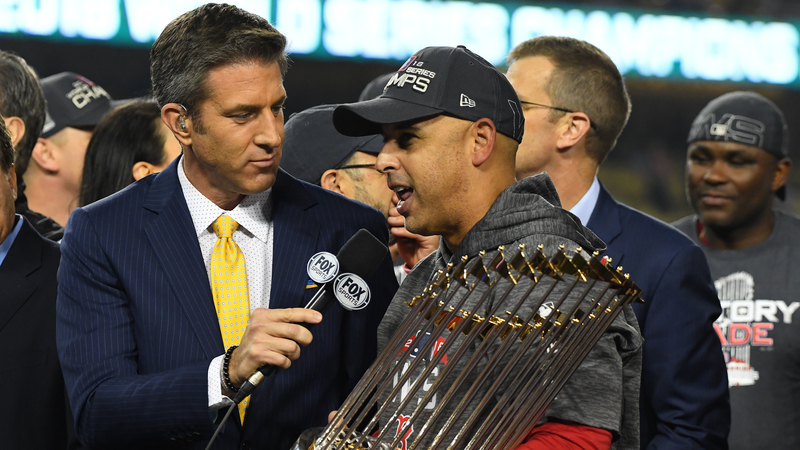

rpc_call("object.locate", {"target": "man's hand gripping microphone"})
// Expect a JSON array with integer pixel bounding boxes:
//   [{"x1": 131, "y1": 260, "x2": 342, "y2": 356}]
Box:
[{"x1": 232, "y1": 228, "x2": 388, "y2": 404}]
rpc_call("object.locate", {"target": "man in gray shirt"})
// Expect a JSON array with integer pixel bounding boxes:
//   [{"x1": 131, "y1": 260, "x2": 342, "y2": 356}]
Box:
[
  {"x1": 333, "y1": 45, "x2": 642, "y2": 450},
  {"x1": 673, "y1": 91, "x2": 797, "y2": 450}
]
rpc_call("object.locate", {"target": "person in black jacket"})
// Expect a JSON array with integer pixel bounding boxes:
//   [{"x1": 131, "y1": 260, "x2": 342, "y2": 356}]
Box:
[{"x1": 0, "y1": 115, "x2": 77, "y2": 448}]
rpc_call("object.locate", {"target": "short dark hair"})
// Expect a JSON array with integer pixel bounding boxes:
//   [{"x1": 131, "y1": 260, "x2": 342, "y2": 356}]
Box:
[
  {"x1": 79, "y1": 100, "x2": 170, "y2": 206},
  {"x1": 508, "y1": 37, "x2": 631, "y2": 163},
  {"x1": 150, "y1": 3, "x2": 288, "y2": 123},
  {"x1": 0, "y1": 51, "x2": 46, "y2": 175},
  {"x1": 0, "y1": 114, "x2": 14, "y2": 174}
]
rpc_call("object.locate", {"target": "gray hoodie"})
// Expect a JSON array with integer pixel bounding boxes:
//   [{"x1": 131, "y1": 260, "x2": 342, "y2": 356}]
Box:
[{"x1": 375, "y1": 174, "x2": 643, "y2": 449}]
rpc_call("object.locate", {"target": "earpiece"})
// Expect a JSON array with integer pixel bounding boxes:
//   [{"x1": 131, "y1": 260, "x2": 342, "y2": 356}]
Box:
[{"x1": 178, "y1": 104, "x2": 189, "y2": 131}]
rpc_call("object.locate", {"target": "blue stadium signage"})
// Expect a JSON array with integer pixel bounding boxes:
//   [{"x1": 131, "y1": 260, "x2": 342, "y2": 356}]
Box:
[{"x1": 0, "y1": 0, "x2": 798, "y2": 86}]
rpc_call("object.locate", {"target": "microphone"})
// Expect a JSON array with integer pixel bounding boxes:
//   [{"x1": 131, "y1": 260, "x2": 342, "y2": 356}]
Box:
[{"x1": 232, "y1": 228, "x2": 388, "y2": 404}]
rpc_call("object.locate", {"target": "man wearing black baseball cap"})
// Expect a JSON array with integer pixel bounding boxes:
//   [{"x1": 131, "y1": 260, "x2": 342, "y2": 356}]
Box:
[
  {"x1": 282, "y1": 104, "x2": 394, "y2": 218},
  {"x1": 333, "y1": 45, "x2": 642, "y2": 449},
  {"x1": 23, "y1": 72, "x2": 113, "y2": 226},
  {"x1": 673, "y1": 91, "x2": 798, "y2": 450},
  {"x1": 358, "y1": 72, "x2": 395, "y2": 101},
  {"x1": 282, "y1": 104, "x2": 438, "y2": 283}
]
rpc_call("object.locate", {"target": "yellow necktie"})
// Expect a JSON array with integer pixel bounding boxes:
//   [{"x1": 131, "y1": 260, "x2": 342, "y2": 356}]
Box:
[{"x1": 211, "y1": 215, "x2": 251, "y2": 423}]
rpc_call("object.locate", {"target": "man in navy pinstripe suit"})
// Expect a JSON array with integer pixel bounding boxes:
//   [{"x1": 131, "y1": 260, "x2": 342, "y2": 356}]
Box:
[{"x1": 56, "y1": 5, "x2": 397, "y2": 449}]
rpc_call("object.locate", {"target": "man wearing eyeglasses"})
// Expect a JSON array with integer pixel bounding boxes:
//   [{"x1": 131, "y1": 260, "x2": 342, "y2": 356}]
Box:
[
  {"x1": 506, "y1": 37, "x2": 730, "y2": 450},
  {"x1": 282, "y1": 104, "x2": 438, "y2": 283},
  {"x1": 281, "y1": 104, "x2": 395, "y2": 218}
]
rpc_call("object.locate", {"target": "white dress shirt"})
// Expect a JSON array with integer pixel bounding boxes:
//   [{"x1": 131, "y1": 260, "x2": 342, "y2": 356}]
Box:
[
  {"x1": 176, "y1": 157, "x2": 275, "y2": 410},
  {"x1": 569, "y1": 176, "x2": 601, "y2": 226}
]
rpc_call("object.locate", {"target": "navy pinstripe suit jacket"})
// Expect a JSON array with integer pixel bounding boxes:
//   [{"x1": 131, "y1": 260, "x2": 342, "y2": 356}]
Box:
[{"x1": 56, "y1": 160, "x2": 398, "y2": 450}]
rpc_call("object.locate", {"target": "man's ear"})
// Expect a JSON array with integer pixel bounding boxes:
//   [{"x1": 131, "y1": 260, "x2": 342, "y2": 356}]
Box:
[
  {"x1": 555, "y1": 112, "x2": 592, "y2": 151},
  {"x1": 471, "y1": 118, "x2": 497, "y2": 166},
  {"x1": 162, "y1": 103, "x2": 192, "y2": 148},
  {"x1": 3, "y1": 116, "x2": 25, "y2": 149},
  {"x1": 773, "y1": 157, "x2": 792, "y2": 193},
  {"x1": 30, "y1": 137, "x2": 59, "y2": 173},
  {"x1": 320, "y1": 169, "x2": 345, "y2": 194}
]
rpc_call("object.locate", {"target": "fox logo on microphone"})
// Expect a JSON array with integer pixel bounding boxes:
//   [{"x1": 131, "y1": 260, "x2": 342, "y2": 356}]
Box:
[
  {"x1": 307, "y1": 252, "x2": 339, "y2": 284},
  {"x1": 333, "y1": 273, "x2": 371, "y2": 311}
]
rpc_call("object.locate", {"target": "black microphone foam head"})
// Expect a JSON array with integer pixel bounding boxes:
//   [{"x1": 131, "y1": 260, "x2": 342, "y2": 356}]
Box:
[{"x1": 337, "y1": 229, "x2": 388, "y2": 279}]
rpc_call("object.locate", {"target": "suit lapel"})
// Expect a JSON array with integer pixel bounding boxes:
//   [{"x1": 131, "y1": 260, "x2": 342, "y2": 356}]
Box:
[
  {"x1": 143, "y1": 161, "x2": 222, "y2": 358},
  {"x1": 587, "y1": 182, "x2": 625, "y2": 267},
  {"x1": 0, "y1": 220, "x2": 40, "y2": 332},
  {"x1": 270, "y1": 170, "x2": 320, "y2": 309}
]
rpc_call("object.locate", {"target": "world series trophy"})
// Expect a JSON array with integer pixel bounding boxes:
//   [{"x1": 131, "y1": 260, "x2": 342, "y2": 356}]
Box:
[{"x1": 292, "y1": 243, "x2": 642, "y2": 450}]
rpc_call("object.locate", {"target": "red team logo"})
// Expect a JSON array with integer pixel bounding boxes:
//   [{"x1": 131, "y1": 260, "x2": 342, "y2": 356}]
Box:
[
  {"x1": 390, "y1": 332, "x2": 449, "y2": 446},
  {"x1": 398, "y1": 56, "x2": 417, "y2": 71},
  {"x1": 714, "y1": 271, "x2": 798, "y2": 386},
  {"x1": 394, "y1": 414, "x2": 414, "y2": 450}
]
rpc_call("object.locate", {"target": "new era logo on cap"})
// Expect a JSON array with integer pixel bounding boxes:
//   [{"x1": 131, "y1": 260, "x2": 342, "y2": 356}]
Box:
[{"x1": 460, "y1": 94, "x2": 476, "y2": 108}]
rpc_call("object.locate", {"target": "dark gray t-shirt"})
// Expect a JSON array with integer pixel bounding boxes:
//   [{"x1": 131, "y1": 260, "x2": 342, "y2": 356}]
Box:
[{"x1": 674, "y1": 212, "x2": 800, "y2": 450}]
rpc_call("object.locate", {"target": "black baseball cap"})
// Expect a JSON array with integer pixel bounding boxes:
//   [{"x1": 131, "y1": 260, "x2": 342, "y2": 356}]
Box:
[
  {"x1": 281, "y1": 104, "x2": 383, "y2": 185},
  {"x1": 333, "y1": 46, "x2": 524, "y2": 144},
  {"x1": 688, "y1": 91, "x2": 789, "y2": 199},
  {"x1": 41, "y1": 72, "x2": 114, "y2": 138},
  {"x1": 358, "y1": 72, "x2": 395, "y2": 102}
]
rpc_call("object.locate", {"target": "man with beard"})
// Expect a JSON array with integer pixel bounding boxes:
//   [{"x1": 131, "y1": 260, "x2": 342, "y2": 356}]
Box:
[
  {"x1": 333, "y1": 45, "x2": 642, "y2": 449},
  {"x1": 281, "y1": 104, "x2": 437, "y2": 283},
  {"x1": 281, "y1": 104, "x2": 395, "y2": 219}
]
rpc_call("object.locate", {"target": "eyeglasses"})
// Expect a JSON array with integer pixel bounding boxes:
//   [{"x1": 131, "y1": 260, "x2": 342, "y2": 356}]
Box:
[
  {"x1": 338, "y1": 163, "x2": 386, "y2": 176},
  {"x1": 520, "y1": 100, "x2": 597, "y2": 131},
  {"x1": 338, "y1": 164, "x2": 377, "y2": 170}
]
